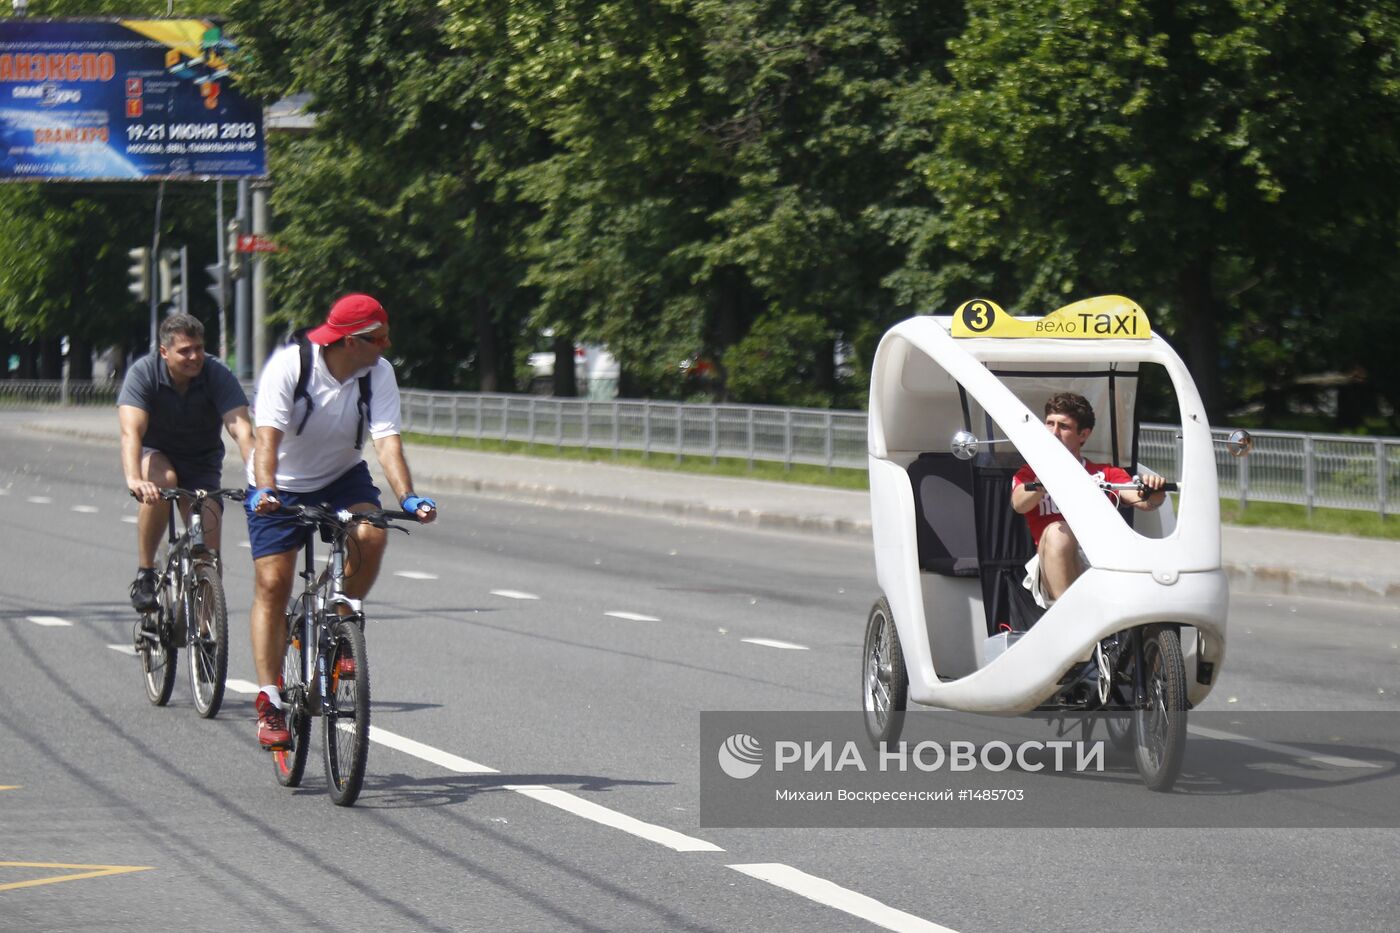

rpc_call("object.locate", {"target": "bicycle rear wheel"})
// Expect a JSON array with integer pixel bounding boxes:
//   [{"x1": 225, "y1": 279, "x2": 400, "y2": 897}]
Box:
[
  {"x1": 137, "y1": 572, "x2": 178, "y2": 706},
  {"x1": 188, "y1": 563, "x2": 228, "y2": 719},
  {"x1": 272, "y1": 618, "x2": 312, "y2": 787},
  {"x1": 322, "y1": 617, "x2": 370, "y2": 806}
]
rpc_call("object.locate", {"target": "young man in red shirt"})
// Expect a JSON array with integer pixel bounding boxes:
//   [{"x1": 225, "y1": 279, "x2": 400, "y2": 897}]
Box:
[{"x1": 1011, "y1": 392, "x2": 1167, "y2": 607}]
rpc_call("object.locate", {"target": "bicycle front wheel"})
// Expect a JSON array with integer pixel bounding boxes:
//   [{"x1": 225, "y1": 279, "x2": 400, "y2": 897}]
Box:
[
  {"x1": 322, "y1": 617, "x2": 370, "y2": 806},
  {"x1": 188, "y1": 563, "x2": 228, "y2": 719},
  {"x1": 272, "y1": 618, "x2": 312, "y2": 787}
]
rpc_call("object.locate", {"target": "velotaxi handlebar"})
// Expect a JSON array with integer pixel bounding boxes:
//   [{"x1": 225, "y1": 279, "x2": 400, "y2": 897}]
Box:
[{"x1": 1022, "y1": 478, "x2": 1179, "y2": 494}]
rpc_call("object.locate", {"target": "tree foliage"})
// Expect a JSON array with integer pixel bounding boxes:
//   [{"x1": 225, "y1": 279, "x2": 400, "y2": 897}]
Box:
[
  {"x1": 905, "y1": 0, "x2": 1400, "y2": 421},
  {"x1": 3, "y1": 0, "x2": 1397, "y2": 429}
]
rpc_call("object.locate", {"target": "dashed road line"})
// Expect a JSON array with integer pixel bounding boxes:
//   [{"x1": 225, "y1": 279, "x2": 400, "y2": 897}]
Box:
[
  {"x1": 605, "y1": 611, "x2": 661, "y2": 622},
  {"x1": 26, "y1": 496, "x2": 53, "y2": 505},
  {"x1": 122, "y1": 516, "x2": 138, "y2": 524},
  {"x1": 27, "y1": 616, "x2": 72, "y2": 627},
  {"x1": 490, "y1": 589, "x2": 539, "y2": 600},
  {"x1": 71, "y1": 504, "x2": 99, "y2": 513},
  {"x1": 728, "y1": 864, "x2": 958, "y2": 932},
  {"x1": 394, "y1": 570, "x2": 438, "y2": 580},
  {"x1": 108, "y1": 644, "x2": 138, "y2": 656},
  {"x1": 741, "y1": 638, "x2": 809, "y2": 650}
]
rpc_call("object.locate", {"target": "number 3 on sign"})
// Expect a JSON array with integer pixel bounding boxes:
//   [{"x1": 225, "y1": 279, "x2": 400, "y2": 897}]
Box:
[{"x1": 953, "y1": 298, "x2": 1006, "y2": 335}]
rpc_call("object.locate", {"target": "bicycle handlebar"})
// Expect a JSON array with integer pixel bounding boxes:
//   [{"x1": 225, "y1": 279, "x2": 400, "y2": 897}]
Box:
[
  {"x1": 276, "y1": 503, "x2": 423, "y2": 530},
  {"x1": 131, "y1": 487, "x2": 245, "y2": 502}
]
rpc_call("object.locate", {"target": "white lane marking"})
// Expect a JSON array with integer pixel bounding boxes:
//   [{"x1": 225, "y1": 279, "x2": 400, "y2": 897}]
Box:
[
  {"x1": 26, "y1": 496, "x2": 53, "y2": 505},
  {"x1": 121, "y1": 671, "x2": 929, "y2": 930},
  {"x1": 490, "y1": 589, "x2": 540, "y2": 600},
  {"x1": 506, "y1": 785, "x2": 723, "y2": 853},
  {"x1": 728, "y1": 864, "x2": 956, "y2": 933},
  {"x1": 368, "y1": 726, "x2": 498, "y2": 774},
  {"x1": 238, "y1": 541, "x2": 251, "y2": 549},
  {"x1": 71, "y1": 505, "x2": 99, "y2": 514},
  {"x1": 27, "y1": 616, "x2": 72, "y2": 627},
  {"x1": 395, "y1": 570, "x2": 438, "y2": 581},
  {"x1": 605, "y1": 611, "x2": 660, "y2": 623},
  {"x1": 1187, "y1": 724, "x2": 1382, "y2": 769},
  {"x1": 741, "y1": 638, "x2": 809, "y2": 651},
  {"x1": 108, "y1": 644, "x2": 137, "y2": 656},
  {"x1": 227, "y1": 680, "x2": 498, "y2": 773},
  {"x1": 122, "y1": 516, "x2": 139, "y2": 524}
]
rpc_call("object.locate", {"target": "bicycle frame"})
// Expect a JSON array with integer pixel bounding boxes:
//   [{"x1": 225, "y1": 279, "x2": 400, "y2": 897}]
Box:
[
  {"x1": 288, "y1": 516, "x2": 365, "y2": 717},
  {"x1": 155, "y1": 489, "x2": 229, "y2": 641}
]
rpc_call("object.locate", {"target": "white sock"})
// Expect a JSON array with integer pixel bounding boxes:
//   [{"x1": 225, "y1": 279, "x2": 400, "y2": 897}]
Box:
[{"x1": 259, "y1": 685, "x2": 283, "y2": 710}]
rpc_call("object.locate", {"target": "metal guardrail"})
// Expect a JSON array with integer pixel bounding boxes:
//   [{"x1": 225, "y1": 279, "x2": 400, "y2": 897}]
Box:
[
  {"x1": 399, "y1": 390, "x2": 870, "y2": 472},
  {"x1": 0, "y1": 379, "x2": 120, "y2": 407},
  {"x1": 3, "y1": 381, "x2": 1391, "y2": 517},
  {"x1": 399, "y1": 391, "x2": 1395, "y2": 518}
]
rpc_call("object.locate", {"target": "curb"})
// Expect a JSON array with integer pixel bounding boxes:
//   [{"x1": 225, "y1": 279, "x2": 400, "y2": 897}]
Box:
[
  {"x1": 1223, "y1": 565, "x2": 1400, "y2": 607},
  {"x1": 410, "y1": 467, "x2": 874, "y2": 539}
]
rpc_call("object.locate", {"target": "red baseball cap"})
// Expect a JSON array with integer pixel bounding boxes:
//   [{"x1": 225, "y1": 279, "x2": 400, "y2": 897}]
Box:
[{"x1": 306, "y1": 293, "x2": 388, "y2": 346}]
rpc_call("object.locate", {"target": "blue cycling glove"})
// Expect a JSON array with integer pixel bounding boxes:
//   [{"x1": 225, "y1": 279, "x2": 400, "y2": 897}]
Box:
[
  {"x1": 401, "y1": 494, "x2": 435, "y2": 515},
  {"x1": 247, "y1": 487, "x2": 279, "y2": 511}
]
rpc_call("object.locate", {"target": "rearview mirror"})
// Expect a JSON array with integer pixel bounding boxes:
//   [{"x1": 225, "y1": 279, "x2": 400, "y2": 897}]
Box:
[
  {"x1": 1226, "y1": 429, "x2": 1253, "y2": 458},
  {"x1": 951, "y1": 430, "x2": 979, "y2": 460}
]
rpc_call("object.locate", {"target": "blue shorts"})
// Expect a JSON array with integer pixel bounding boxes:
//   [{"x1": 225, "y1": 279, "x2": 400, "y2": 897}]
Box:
[{"x1": 245, "y1": 461, "x2": 381, "y2": 559}]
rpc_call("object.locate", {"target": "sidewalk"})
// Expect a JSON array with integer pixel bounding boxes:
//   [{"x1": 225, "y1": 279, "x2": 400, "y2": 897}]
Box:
[{"x1": 17, "y1": 410, "x2": 1397, "y2": 607}]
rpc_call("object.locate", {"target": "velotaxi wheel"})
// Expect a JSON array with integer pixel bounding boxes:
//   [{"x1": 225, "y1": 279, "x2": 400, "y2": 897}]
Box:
[
  {"x1": 1133, "y1": 625, "x2": 1187, "y2": 792},
  {"x1": 862, "y1": 597, "x2": 908, "y2": 748}
]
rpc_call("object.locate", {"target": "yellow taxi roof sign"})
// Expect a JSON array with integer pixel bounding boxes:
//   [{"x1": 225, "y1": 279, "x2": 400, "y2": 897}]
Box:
[{"x1": 951, "y1": 295, "x2": 1152, "y2": 339}]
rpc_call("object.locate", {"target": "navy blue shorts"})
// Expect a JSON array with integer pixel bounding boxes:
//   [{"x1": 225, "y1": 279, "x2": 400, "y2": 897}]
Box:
[
  {"x1": 146, "y1": 449, "x2": 224, "y2": 495},
  {"x1": 245, "y1": 461, "x2": 381, "y2": 559}
]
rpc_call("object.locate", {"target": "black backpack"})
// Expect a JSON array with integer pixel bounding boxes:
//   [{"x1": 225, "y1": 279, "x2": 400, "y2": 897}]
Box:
[{"x1": 289, "y1": 327, "x2": 373, "y2": 450}]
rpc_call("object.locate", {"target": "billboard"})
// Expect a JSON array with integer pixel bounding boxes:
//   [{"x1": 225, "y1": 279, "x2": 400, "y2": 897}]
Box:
[{"x1": 0, "y1": 18, "x2": 265, "y2": 181}]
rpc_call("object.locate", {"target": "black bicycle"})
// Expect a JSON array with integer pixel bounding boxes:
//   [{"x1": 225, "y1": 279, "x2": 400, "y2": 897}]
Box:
[
  {"x1": 133, "y1": 487, "x2": 244, "y2": 717},
  {"x1": 269, "y1": 503, "x2": 420, "y2": 806}
]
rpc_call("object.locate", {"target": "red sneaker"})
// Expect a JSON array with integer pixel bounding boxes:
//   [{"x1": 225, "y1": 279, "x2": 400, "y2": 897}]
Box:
[{"x1": 255, "y1": 692, "x2": 291, "y2": 749}]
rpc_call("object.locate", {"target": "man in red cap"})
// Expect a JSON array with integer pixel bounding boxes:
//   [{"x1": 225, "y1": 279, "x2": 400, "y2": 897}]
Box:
[{"x1": 243, "y1": 293, "x2": 437, "y2": 749}]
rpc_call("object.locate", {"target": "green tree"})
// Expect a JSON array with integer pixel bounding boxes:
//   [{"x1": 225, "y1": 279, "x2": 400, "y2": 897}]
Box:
[
  {"x1": 902, "y1": 0, "x2": 1400, "y2": 422},
  {"x1": 226, "y1": 0, "x2": 538, "y2": 389}
]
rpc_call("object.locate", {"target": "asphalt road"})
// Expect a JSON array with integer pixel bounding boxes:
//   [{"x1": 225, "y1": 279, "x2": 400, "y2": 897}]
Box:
[{"x1": 1, "y1": 416, "x2": 1398, "y2": 932}]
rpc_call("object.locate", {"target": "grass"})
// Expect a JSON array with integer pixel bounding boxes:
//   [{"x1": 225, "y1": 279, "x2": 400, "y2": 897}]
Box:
[
  {"x1": 1219, "y1": 499, "x2": 1400, "y2": 540},
  {"x1": 404, "y1": 431, "x2": 1397, "y2": 539},
  {"x1": 403, "y1": 431, "x2": 869, "y2": 489}
]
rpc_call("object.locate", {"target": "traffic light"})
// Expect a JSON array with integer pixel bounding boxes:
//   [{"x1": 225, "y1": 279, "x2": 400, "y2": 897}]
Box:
[
  {"x1": 158, "y1": 249, "x2": 177, "y2": 303},
  {"x1": 127, "y1": 246, "x2": 150, "y2": 302},
  {"x1": 205, "y1": 262, "x2": 227, "y2": 308},
  {"x1": 159, "y1": 247, "x2": 187, "y2": 312},
  {"x1": 226, "y1": 218, "x2": 244, "y2": 280}
]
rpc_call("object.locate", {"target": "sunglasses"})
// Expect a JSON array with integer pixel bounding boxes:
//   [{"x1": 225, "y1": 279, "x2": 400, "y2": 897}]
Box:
[{"x1": 353, "y1": 330, "x2": 390, "y2": 347}]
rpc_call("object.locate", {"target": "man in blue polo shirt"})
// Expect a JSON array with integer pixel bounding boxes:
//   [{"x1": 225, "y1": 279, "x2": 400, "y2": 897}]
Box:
[{"x1": 118, "y1": 313, "x2": 255, "y2": 612}]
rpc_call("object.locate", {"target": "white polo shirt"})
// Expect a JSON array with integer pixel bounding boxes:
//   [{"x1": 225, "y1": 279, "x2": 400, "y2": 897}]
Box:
[{"x1": 248, "y1": 341, "x2": 402, "y2": 492}]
